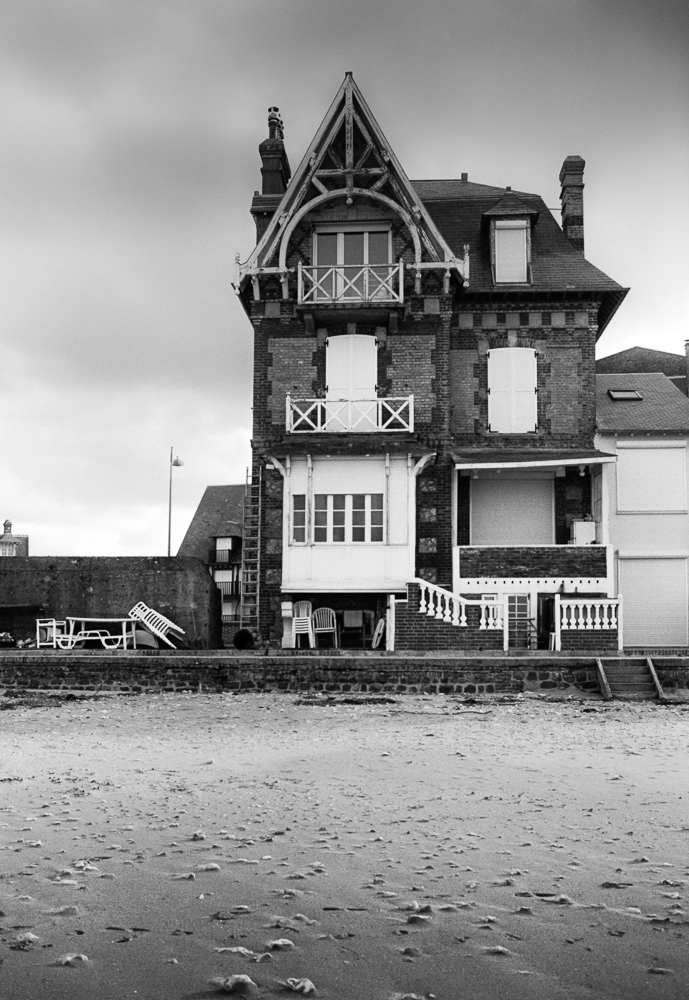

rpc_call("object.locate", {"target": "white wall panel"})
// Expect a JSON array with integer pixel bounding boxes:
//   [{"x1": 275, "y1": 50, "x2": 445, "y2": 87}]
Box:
[
  {"x1": 617, "y1": 446, "x2": 686, "y2": 512},
  {"x1": 618, "y1": 558, "x2": 688, "y2": 646}
]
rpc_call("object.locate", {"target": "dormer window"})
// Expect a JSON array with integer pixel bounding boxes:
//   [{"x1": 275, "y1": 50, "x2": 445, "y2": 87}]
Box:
[{"x1": 493, "y1": 219, "x2": 530, "y2": 283}]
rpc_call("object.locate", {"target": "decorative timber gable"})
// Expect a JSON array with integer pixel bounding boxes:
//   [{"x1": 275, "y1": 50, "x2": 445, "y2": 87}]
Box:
[{"x1": 239, "y1": 73, "x2": 468, "y2": 302}]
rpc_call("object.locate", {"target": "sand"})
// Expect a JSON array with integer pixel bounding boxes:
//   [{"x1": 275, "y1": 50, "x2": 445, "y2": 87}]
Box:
[{"x1": 0, "y1": 689, "x2": 687, "y2": 1000}]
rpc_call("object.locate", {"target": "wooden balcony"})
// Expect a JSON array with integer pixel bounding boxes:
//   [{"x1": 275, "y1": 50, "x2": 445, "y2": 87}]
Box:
[
  {"x1": 297, "y1": 261, "x2": 404, "y2": 305},
  {"x1": 286, "y1": 394, "x2": 414, "y2": 433}
]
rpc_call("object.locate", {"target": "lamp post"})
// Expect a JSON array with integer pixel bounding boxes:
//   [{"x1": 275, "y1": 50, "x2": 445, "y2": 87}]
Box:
[{"x1": 167, "y1": 447, "x2": 184, "y2": 557}]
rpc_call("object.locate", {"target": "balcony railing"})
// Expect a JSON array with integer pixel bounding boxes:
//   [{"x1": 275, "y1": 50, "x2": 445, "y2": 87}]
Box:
[
  {"x1": 297, "y1": 261, "x2": 404, "y2": 305},
  {"x1": 286, "y1": 394, "x2": 414, "y2": 433}
]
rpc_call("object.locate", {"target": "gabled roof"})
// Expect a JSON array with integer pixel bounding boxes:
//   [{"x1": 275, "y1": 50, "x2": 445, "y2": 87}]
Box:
[
  {"x1": 240, "y1": 73, "x2": 463, "y2": 284},
  {"x1": 597, "y1": 346, "x2": 686, "y2": 377},
  {"x1": 177, "y1": 485, "x2": 245, "y2": 560},
  {"x1": 482, "y1": 190, "x2": 539, "y2": 220},
  {"x1": 596, "y1": 373, "x2": 689, "y2": 433}
]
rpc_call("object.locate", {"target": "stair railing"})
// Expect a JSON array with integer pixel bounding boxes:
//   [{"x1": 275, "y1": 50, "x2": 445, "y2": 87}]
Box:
[{"x1": 414, "y1": 579, "x2": 509, "y2": 651}]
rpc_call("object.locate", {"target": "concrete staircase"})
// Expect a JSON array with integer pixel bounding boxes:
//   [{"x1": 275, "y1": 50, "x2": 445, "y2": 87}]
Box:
[{"x1": 596, "y1": 657, "x2": 664, "y2": 701}]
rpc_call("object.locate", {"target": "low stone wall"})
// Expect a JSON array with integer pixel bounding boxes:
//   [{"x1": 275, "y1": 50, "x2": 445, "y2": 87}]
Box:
[{"x1": 0, "y1": 649, "x2": 662, "y2": 697}]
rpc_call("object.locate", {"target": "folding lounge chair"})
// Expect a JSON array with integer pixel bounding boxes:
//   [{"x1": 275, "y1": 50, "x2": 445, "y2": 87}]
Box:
[{"x1": 129, "y1": 602, "x2": 185, "y2": 648}]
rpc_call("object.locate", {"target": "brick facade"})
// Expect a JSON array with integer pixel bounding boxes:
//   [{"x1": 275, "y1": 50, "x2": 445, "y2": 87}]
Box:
[{"x1": 236, "y1": 79, "x2": 626, "y2": 652}]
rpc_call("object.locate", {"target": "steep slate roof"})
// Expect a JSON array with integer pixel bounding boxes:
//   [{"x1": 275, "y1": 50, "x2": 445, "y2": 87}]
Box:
[
  {"x1": 597, "y1": 346, "x2": 686, "y2": 377},
  {"x1": 596, "y1": 373, "x2": 689, "y2": 433},
  {"x1": 177, "y1": 485, "x2": 244, "y2": 560},
  {"x1": 412, "y1": 180, "x2": 625, "y2": 297}
]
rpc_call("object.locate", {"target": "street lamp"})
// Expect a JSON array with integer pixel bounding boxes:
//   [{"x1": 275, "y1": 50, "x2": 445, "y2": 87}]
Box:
[{"x1": 167, "y1": 447, "x2": 184, "y2": 557}]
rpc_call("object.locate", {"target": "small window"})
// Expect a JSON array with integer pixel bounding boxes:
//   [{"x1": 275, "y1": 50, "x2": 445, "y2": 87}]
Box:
[
  {"x1": 608, "y1": 388, "x2": 642, "y2": 400},
  {"x1": 494, "y1": 219, "x2": 529, "y2": 283},
  {"x1": 292, "y1": 494, "x2": 306, "y2": 543}
]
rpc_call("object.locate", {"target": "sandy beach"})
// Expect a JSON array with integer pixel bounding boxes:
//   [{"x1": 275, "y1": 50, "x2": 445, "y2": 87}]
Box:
[{"x1": 1, "y1": 690, "x2": 687, "y2": 999}]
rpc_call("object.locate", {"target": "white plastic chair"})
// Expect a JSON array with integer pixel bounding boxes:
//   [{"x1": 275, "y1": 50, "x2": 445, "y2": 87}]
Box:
[
  {"x1": 129, "y1": 602, "x2": 185, "y2": 649},
  {"x1": 292, "y1": 601, "x2": 315, "y2": 648},
  {"x1": 312, "y1": 607, "x2": 338, "y2": 648},
  {"x1": 36, "y1": 619, "x2": 66, "y2": 649}
]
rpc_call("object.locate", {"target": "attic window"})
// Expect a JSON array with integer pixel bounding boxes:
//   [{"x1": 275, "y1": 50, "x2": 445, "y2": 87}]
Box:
[
  {"x1": 608, "y1": 389, "x2": 642, "y2": 400},
  {"x1": 493, "y1": 219, "x2": 530, "y2": 283}
]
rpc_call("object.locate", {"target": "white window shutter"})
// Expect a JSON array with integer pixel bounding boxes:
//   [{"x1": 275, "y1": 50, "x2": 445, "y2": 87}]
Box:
[
  {"x1": 487, "y1": 348, "x2": 537, "y2": 433},
  {"x1": 511, "y1": 349, "x2": 538, "y2": 432},
  {"x1": 325, "y1": 336, "x2": 351, "y2": 399},
  {"x1": 495, "y1": 222, "x2": 527, "y2": 282},
  {"x1": 326, "y1": 335, "x2": 376, "y2": 400},
  {"x1": 487, "y1": 349, "x2": 511, "y2": 432}
]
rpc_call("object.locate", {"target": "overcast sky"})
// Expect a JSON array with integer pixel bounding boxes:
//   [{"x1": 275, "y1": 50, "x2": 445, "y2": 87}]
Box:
[{"x1": 2, "y1": 0, "x2": 687, "y2": 556}]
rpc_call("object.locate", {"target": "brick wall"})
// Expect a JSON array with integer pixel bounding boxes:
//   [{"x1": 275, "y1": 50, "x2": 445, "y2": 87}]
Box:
[
  {"x1": 458, "y1": 546, "x2": 608, "y2": 578},
  {"x1": 0, "y1": 558, "x2": 221, "y2": 647},
  {"x1": 394, "y1": 583, "x2": 505, "y2": 652},
  {"x1": 560, "y1": 630, "x2": 618, "y2": 652},
  {"x1": 450, "y1": 305, "x2": 598, "y2": 448}
]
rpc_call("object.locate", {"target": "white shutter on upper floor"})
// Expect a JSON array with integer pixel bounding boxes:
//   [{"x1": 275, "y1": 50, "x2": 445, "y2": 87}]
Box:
[
  {"x1": 487, "y1": 347, "x2": 537, "y2": 433},
  {"x1": 326, "y1": 334, "x2": 377, "y2": 400}
]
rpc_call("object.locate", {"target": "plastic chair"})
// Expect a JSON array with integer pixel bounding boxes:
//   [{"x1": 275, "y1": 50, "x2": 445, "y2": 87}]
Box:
[
  {"x1": 36, "y1": 619, "x2": 66, "y2": 649},
  {"x1": 312, "y1": 607, "x2": 338, "y2": 648},
  {"x1": 129, "y1": 602, "x2": 185, "y2": 649},
  {"x1": 292, "y1": 601, "x2": 315, "y2": 648},
  {"x1": 340, "y1": 609, "x2": 366, "y2": 647}
]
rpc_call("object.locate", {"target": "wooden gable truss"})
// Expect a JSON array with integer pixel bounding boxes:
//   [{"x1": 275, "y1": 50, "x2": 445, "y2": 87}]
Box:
[{"x1": 238, "y1": 73, "x2": 468, "y2": 300}]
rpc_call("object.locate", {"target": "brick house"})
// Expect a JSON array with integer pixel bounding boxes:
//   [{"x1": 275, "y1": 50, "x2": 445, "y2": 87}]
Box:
[{"x1": 236, "y1": 74, "x2": 628, "y2": 651}]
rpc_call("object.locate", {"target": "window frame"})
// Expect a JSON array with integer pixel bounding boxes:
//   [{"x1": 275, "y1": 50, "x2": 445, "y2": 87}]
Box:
[
  {"x1": 492, "y1": 218, "x2": 531, "y2": 284},
  {"x1": 291, "y1": 491, "x2": 385, "y2": 545}
]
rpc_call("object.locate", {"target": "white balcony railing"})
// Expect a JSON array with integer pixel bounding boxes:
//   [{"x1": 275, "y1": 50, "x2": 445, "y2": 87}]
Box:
[
  {"x1": 286, "y1": 394, "x2": 413, "y2": 433},
  {"x1": 297, "y1": 261, "x2": 404, "y2": 305},
  {"x1": 553, "y1": 594, "x2": 623, "y2": 651}
]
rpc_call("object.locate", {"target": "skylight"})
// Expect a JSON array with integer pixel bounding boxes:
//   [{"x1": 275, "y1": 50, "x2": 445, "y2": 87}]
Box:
[{"x1": 608, "y1": 389, "x2": 642, "y2": 400}]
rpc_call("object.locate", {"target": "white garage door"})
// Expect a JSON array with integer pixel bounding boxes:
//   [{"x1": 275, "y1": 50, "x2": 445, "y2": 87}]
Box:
[
  {"x1": 618, "y1": 558, "x2": 688, "y2": 646},
  {"x1": 471, "y1": 478, "x2": 554, "y2": 545}
]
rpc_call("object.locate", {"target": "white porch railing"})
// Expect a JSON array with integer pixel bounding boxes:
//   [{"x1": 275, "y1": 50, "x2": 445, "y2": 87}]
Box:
[
  {"x1": 553, "y1": 594, "x2": 623, "y2": 651},
  {"x1": 298, "y1": 261, "x2": 404, "y2": 304},
  {"x1": 286, "y1": 394, "x2": 413, "y2": 433},
  {"x1": 415, "y1": 578, "x2": 509, "y2": 651}
]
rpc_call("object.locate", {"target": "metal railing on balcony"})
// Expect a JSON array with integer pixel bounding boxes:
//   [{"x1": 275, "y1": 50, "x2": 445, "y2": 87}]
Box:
[
  {"x1": 297, "y1": 261, "x2": 404, "y2": 305},
  {"x1": 286, "y1": 394, "x2": 414, "y2": 433},
  {"x1": 209, "y1": 549, "x2": 234, "y2": 566}
]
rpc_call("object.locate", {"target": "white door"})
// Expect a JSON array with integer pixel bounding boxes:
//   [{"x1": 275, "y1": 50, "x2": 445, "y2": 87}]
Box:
[{"x1": 618, "y1": 558, "x2": 688, "y2": 646}]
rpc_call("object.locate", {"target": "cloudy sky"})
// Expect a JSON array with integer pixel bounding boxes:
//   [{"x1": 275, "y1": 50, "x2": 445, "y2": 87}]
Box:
[{"x1": 2, "y1": 0, "x2": 687, "y2": 556}]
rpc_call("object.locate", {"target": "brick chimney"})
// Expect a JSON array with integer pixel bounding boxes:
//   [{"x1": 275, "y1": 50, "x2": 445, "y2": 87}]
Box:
[
  {"x1": 258, "y1": 107, "x2": 291, "y2": 196},
  {"x1": 559, "y1": 155, "x2": 585, "y2": 254}
]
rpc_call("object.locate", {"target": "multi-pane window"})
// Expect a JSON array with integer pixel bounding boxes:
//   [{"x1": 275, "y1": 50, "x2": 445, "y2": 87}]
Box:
[
  {"x1": 314, "y1": 229, "x2": 392, "y2": 301},
  {"x1": 292, "y1": 493, "x2": 384, "y2": 543},
  {"x1": 292, "y1": 494, "x2": 306, "y2": 542}
]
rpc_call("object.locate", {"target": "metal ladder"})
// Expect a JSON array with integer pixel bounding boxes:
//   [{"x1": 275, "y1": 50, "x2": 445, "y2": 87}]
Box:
[{"x1": 240, "y1": 467, "x2": 261, "y2": 633}]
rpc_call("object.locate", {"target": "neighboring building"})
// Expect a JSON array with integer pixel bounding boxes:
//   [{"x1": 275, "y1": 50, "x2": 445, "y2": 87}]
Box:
[
  {"x1": 236, "y1": 74, "x2": 628, "y2": 650},
  {"x1": 597, "y1": 346, "x2": 688, "y2": 396},
  {"x1": 177, "y1": 485, "x2": 245, "y2": 627},
  {"x1": 596, "y1": 372, "x2": 689, "y2": 650},
  {"x1": 0, "y1": 519, "x2": 29, "y2": 557}
]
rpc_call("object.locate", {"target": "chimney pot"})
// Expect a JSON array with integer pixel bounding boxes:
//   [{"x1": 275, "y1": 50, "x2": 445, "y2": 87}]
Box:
[
  {"x1": 559, "y1": 155, "x2": 585, "y2": 254},
  {"x1": 461, "y1": 172, "x2": 468, "y2": 183}
]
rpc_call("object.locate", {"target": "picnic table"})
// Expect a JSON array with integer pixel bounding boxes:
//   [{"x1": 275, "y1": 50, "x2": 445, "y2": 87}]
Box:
[{"x1": 61, "y1": 616, "x2": 138, "y2": 650}]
